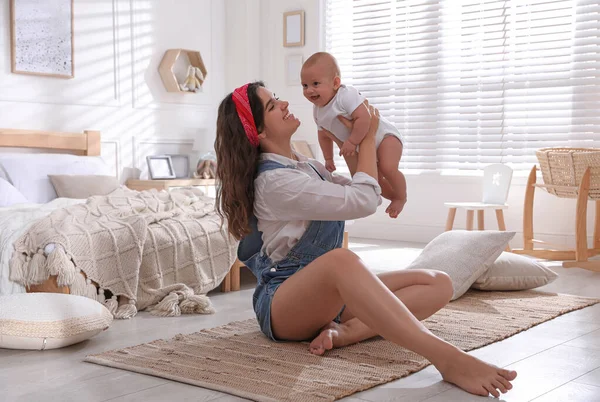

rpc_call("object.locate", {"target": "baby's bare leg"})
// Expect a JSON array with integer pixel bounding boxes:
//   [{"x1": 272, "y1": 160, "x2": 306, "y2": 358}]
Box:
[
  {"x1": 377, "y1": 136, "x2": 407, "y2": 218},
  {"x1": 377, "y1": 171, "x2": 398, "y2": 202},
  {"x1": 329, "y1": 130, "x2": 401, "y2": 204}
]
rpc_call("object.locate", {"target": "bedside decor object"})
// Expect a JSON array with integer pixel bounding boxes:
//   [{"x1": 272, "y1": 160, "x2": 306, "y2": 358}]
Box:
[
  {"x1": 194, "y1": 151, "x2": 217, "y2": 179},
  {"x1": 286, "y1": 54, "x2": 303, "y2": 86},
  {"x1": 283, "y1": 10, "x2": 305, "y2": 47},
  {"x1": 158, "y1": 49, "x2": 207, "y2": 93},
  {"x1": 167, "y1": 154, "x2": 190, "y2": 179},
  {"x1": 10, "y1": 0, "x2": 74, "y2": 78},
  {"x1": 120, "y1": 167, "x2": 142, "y2": 183},
  {"x1": 146, "y1": 155, "x2": 176, "y2": 180},
  {"x1": 512, "y1": 148, "x2": 600, "y2": 272}
]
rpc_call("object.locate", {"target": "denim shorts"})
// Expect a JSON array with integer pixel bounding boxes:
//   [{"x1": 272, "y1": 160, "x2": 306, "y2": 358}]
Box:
[{"x1": 253, "y1": 271, "x2": 346, "y2": 342}]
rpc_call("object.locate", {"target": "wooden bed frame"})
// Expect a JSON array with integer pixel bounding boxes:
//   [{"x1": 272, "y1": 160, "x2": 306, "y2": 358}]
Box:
[
  {"x1": 0, "y1": 127, "x2": 242, "y2": 293},
  {"x1": 0, "y1": 128, "x2": 101, "y2": 156},
  {"x1": 0, "y1": 128, "x2": 101, "y2": 293}
]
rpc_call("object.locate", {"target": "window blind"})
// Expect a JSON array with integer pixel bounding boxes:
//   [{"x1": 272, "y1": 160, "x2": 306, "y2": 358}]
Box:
[{"x1": 325, "y1": 0, "x2": 600, "y2": 170}]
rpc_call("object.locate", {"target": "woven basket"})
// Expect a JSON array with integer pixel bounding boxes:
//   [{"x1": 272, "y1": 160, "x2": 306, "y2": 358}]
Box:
[{"x1": 536, "y1": 148, "x2": 600, "y2": 200}]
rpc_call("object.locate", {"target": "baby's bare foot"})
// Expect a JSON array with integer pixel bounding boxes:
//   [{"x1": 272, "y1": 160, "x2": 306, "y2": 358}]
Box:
[
  {"x1": 437, "y1": 351, "x2": 517, "y2": 398},
  {"x1": 385, "y1": 199, "x2": 406, "y2": 219}
]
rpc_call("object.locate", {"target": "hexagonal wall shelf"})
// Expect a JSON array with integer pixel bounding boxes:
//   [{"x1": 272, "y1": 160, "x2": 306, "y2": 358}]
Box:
[{"x1": 158, "y1": 49, "x2": 208, "y2": 93}]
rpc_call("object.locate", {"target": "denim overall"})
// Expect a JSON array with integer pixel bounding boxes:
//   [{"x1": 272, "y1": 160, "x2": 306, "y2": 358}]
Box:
[{"x1": 238, "y1": 159, "x2": 346, "y2": 341}]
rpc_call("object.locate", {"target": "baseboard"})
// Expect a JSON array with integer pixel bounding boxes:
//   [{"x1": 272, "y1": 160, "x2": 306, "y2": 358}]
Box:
[{"x1": 346, "y1": 221, "x2": 594, "y2": 250}]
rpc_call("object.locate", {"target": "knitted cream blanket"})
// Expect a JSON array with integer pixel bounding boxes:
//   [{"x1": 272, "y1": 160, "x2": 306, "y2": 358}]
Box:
[{"x1": 9, "y1": 188, "x2": 237, "y2": 319}]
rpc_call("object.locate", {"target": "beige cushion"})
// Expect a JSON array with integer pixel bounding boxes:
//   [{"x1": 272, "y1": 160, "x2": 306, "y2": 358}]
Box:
[
  {"x1": 472, "y1": 252, "x2": 558, "y2": 291},
  {"x1": 49, "y1": 174, "x2": 119, "y2": 199},
  {"x1": 406, "y1": 230, "x2": 515, "y2": 300},
  {"x1": 0, "y1": 293, "x2": 112, "y2": 350}
]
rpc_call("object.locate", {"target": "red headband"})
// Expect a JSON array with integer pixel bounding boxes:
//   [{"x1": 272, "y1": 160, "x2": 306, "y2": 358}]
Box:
[{"x1": 232, "y1": 84, "x2": 259, "y2": 147}]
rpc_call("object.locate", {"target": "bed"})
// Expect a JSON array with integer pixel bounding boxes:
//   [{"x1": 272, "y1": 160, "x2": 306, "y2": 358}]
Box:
[{"x1": 0, "y1": 128, "x2": 238, "y2": 318}]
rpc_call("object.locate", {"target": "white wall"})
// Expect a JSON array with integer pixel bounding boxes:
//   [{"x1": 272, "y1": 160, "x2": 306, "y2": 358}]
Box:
[
  {"x1": 2, "y1": 0, "x2": 593, "y2": 249},
  {"x1": 0, "y1": 0, "x2": 226, "y2": 179},
  {"x1": 226, "y1": 0, "x2": 323, "y2": 152},
  {"x1": 234, "y1": 0, "x2": 598, "y2": 249}
]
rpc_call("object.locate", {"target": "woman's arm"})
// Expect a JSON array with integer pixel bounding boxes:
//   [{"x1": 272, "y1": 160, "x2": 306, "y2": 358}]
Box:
[
  {"x1": 255, "y1": 106, "x2": 382, "y2": 222},
  {"x1": 255, "y1": 168, "x2": 380, "y2": 221}
]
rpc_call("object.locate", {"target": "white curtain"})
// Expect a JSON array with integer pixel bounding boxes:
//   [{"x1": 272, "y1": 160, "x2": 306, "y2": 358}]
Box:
[{"x1": 325, "y1": 0, "x2": 600, "y2": 170}]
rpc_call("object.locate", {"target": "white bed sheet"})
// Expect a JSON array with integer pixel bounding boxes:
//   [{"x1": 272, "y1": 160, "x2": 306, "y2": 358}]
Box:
[{"x1": 0, "y1": 198, "x2": 85, "y2": 296}]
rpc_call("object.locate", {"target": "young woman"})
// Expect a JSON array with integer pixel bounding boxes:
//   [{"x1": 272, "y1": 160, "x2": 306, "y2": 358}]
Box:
[{"x1": 214, "y1": 81, "x2": 516, "y2": 398}]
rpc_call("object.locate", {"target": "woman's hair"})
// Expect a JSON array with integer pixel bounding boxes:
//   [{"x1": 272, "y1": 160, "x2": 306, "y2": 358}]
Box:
[{"x1": 214, "y1": 81, "x2": 266, "y2": 240}]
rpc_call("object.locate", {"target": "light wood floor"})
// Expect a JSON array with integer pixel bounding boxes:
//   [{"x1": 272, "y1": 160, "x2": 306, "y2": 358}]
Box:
[{"x1": 2, "y1": 238, "x2": 600, "y2": 402}]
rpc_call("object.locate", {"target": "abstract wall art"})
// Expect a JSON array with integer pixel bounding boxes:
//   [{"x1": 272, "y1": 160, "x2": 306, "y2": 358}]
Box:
[{"x1": 10, "y1": 0, "x2": 74, "y2": 78}]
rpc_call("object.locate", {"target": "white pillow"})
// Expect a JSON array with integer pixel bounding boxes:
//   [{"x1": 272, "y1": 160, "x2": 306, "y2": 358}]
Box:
[
  {"x1": 0, "y1": 154, "x2": 111, "y2": 203},
  {"x1": 0, "y1": 178, "x2": 28, "y2": 207},
  {"x1": 407, "y1": 230, "x2": 515, "y2": 300},
  {"x1": 472, "y1": 252, "x2": 558, "y2": 291},
  {"x1": 0, "y1": 293, "x2": 113, "y2": 350}
]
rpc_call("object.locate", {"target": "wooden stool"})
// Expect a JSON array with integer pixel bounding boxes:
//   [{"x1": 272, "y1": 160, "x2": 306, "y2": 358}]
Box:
[
  {"x1": 445, "y1": 207, "x2": 508, "y2": 232},
  {"x1": 444, "y1": 164, "x2": 513, "y2": 251}
]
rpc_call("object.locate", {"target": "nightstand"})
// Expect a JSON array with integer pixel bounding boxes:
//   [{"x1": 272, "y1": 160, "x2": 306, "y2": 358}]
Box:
[{"x1": 126, "y1": 178, "x2": 216, "y2": 196}]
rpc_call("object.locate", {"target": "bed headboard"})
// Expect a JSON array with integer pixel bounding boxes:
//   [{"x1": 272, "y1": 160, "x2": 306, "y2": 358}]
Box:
[{"x1": 0, "y1": 128, "x2": 100, "y2": 156}]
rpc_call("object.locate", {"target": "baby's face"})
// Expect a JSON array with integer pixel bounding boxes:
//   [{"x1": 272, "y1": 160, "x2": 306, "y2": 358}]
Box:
[{"x1": 301, "y1": 64, "x2": 338, "y2": 107}]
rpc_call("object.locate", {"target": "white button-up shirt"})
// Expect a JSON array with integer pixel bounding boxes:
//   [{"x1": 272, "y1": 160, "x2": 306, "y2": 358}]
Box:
[{"x1": 254, "y1": 152, "x2": 382, "y2": 262}]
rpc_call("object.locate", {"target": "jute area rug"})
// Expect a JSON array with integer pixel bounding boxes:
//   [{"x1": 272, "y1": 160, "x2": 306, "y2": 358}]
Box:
[{"x1": 86, "y1": 290, "x2": 598, "y2": 402}]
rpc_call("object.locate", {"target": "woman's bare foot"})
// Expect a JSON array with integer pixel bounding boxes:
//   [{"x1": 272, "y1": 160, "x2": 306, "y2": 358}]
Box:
[
  {"x1": 385, "y1": 199, "x2": 406, "y2": 218},
  {"x1": 436, "y1": 351, "x2": 517, "y2": 398},
  {"x1": 309, "y1": 321, "x2": 351, "y2": 355}
]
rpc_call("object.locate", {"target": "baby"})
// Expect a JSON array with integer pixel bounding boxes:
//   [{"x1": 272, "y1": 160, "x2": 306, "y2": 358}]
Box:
[{"x1": 301, "y1": 52, "x2": 407, "y2": 218}]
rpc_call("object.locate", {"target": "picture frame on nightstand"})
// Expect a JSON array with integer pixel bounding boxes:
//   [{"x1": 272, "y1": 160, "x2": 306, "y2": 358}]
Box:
[
  {"x1": 146, "y1": 155, "x2": 176, "y2": 180},
  {"x1": 167, "y1": 154, "x2": 190, "y2": 178}
]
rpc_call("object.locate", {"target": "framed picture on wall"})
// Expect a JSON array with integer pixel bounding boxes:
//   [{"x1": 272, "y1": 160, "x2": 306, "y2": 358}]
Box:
[
  {"x1": 283, "y1": 10, "x2": 305, "y2": 47},
  {"x1": 285, "y1": 54, "x2": 303, "y2": 86},
  {"x1": 147, "y1": 156, "x2": 176, "y2": 180},
  {"x1": 10, "y1": 0, "x2": 75, "y2": 78}
]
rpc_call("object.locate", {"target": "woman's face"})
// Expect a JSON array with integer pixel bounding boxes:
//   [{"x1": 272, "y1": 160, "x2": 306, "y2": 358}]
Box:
[{"x1": 257, "y1": 87, "x2": 300, "y2": 140}]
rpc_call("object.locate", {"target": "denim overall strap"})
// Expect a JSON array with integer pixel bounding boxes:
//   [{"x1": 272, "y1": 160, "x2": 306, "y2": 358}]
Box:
[
  {"x1": 237, "y1": 159, "x2": 345, "y2": 280},
  {"x1": 237, "y1": 160, "x2": 294, "y2": 277},
  {"x1": 239, "y1": 159, "x2": 348, "y2": 339}
]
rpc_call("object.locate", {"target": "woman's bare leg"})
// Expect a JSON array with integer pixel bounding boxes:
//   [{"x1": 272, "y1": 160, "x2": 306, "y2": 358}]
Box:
[
  {"x1": 270, "y1": 248, "x2": 516, "y2": 398},
  {"x1": 310, "y1": 269, "x2": 453, "y2": 353}
]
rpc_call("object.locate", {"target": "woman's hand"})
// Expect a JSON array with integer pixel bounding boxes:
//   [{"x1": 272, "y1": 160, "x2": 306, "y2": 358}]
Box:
[{"x1": 337, "y1": 100, "x2": 380, "y2": 144}]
